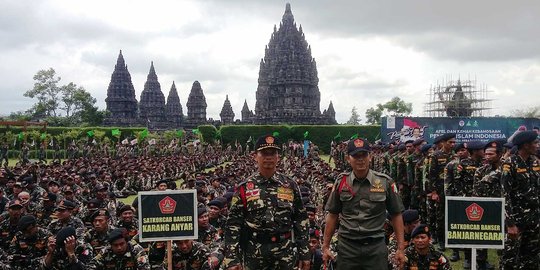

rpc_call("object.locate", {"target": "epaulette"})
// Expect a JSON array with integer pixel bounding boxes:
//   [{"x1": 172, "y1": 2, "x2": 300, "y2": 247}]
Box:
[
  {"x1": 335, "y1": 172, "x2": 351, "y2": 183},
  {"x1": 371, "y1": 170, "x2": 392, "y2": 180}
]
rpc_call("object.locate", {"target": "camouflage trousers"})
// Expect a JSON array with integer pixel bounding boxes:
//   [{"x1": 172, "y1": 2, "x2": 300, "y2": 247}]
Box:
[
  {"x1": 500, "y1": 227, "x2": 540, "y2": 270},
  {"x1": 243, "y1": 238, "x2": 297, "y2": 270},
  {"x1": 435, "y1": 196, "x2": 446, "y2": 245},
  {"x1": 426, "y1": 199, "x2": 438, "y2": 240},
  {"x1": 400, "y1": 184, "x2": 411, "y2": 209}
]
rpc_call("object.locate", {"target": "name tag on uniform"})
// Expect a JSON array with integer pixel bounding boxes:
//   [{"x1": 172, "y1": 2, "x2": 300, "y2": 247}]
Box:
[
  {"x1": 516, "y1": 168, "x2": 527, "y2": 173},
  {"x1": 277, "y1": 187, "x2": 293, "y2": 201},
  {"x1": 246, "y1": 189, "x2": 261, "y2": 201},
  {"x1": 502, "y1": 164, "x2": 511, "y2": 172},
  {"x1": 533, "y1": 166, "x2": 539, "y2": 171}
]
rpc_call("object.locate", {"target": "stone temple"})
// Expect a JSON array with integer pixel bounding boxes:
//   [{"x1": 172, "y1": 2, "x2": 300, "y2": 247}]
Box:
[
  {"x1": 104, "y1": 4, "x2": 336, "y2": 128},
  {"x1": 254, "y1": 3, "x2": 336, "y2": 124}
]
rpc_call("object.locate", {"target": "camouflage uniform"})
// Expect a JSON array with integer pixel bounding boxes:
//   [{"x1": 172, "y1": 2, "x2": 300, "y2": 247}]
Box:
[
  {"x1": 84, "y1": 227, "x2": 115, "y2": 253},
  {"x1": 397, "y1": 152, "x2": 412, "y2": 208},
  {"x1": 198, "y1": 225, "x2": 220, "y2": 248},
  {"x1": 169, "y1": 241, "x2": 211, "y2": 270},
  {"x1": 413, "y1": 154, "x2": 429, "y2": 221},
  {"x1": 8, "y1": 227, "x2": 51, "y2": 269},
  {"x1": 0, "y1": 218, "x2": 19, "y2": 250},
  {"x1": 387, "y1": 232, "x2": 412, "y2": 270},
  {"x1": 117, "y1": 219, "x2": 139, "y2": 240},
  {"x1": 500, "y1": 154, "x2": 540, "y2": 269},
  {"x1": 427, "y1": 150, "x2": 452, "y2": 245},
  {"x1": 403, "y1": 245, "x2": 451, "y2": 270},
  {"x1": 473, "y1": 164, "x2": 502, "y2": 198},
  {"x1": 47, "y1": 217, "x2": 86, "y2": 241},
  {"x1": 445, "y1": 157, "x2": 479, "y2": 197},
  {"x1": 223, "y1": 172, "x2": 310, "y2": 269},
  {"x1": 40, "y1": 243, "x2": 93, "y2": 270},
  {"x1": 87, "y1": 242, "x2": 150, "y2": 270}
]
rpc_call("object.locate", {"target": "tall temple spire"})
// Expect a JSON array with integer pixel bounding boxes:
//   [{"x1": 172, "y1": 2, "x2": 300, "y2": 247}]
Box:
[
  {"x1": 139, "y1": 62, "x2": 166, "y2": 128},
  {"x1": 185, "y1": 81, "x2": 207, "y2": 128},
  {"x1": 241, "y1": 99, "x2": 254, "y2": 124},
  {"x1": 220, "y1": 95, "x2": 235, "y2": 125},
  {"x1": 166, "y1": 81, "x2": 183, "y2": 128},
  {"x1": 104, "y1": 50, "x2": 139, "y2": 126},
  {"x1": 254, "y1": 3, "x2": 335, "y2": 125}
]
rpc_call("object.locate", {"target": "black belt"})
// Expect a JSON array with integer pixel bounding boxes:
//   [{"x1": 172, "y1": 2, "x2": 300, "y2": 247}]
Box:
[
  {"x1": 252, "y1": 231, "x2": 292, "y2": 243},
  {"x1": 351, "y1": 237, "x2": 384, "y2": 246}
]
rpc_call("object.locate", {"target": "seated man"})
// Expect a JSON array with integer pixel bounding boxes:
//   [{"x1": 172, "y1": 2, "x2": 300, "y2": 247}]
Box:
[{"x1": 404, "y1": 224, "x2": 452, "y2": 270}]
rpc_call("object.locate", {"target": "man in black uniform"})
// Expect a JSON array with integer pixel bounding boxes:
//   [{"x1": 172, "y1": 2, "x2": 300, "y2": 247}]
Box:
[{"x1": 323, "y1": 138, "x2": 405, "y2": 269}]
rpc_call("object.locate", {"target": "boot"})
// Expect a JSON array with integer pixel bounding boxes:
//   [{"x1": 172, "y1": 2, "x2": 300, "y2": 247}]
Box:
[{"x1": 449, "y1": 249, "x2": 460, "y2": 262}]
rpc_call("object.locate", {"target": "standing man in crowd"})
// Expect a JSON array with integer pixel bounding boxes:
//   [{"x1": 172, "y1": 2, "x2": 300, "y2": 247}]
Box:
[
  {"x1": 500, "y1": 131, "x2": 539, "y2": 269},
  {"x1": 223, "y1": 134, "x2": 310, "y2": 270},
  {"x1": 323, "y1": 138, "x2": 405, "y2": 269}
]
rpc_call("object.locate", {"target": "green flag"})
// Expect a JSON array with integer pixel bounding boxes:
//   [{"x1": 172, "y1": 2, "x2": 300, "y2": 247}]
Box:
[
  {"x1": 272, "y1": 131, "x2": 280, "y2": 137},
  {"x1": 111, "y1": 129, "x2": 121, "y2": 137},
  {"x1": 350, "y1": 133, "x2": 359, "y2": 140},
  {"x1": 17, "y1": 132, "x2": 24, "y2": 141},
  {"x1": 139, "y1": 129, "x2": 149, "y2": 139},
  {"x1": 40, "y1": 133, "x2": 47, "y2": 140},
  {"x1": 87, "y1": 130, "x2": 94, "y2": 137},
  {"x1": 193, "y1": 129, "x2": 200, "y2": 135},
  {"x1": 334, "y1": 132, "x2": 342, "y2": 140},
  {"x1": 176, "y1": 130, "x2": 184, "y2": 137},
  {"x1": 303, "y1": 131, "x2": 309, "y2": 139}
]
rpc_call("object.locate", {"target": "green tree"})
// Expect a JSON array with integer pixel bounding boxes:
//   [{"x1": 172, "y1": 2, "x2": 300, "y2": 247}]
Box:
[
  {"x1": 512, "y1": 106, "x2": 540, "y2": 118},
  {"x1": 24, "y1": 68, "x2": 62, "y2": 118},
  {"x1": 365, "y1": 97, "x2": 413, "y2": 124},
  {"x1": 346, "y1": 106, "x2": 361, "y2": 125},
  {"x1": 61, "y1": 82, "x2": 96, "y2": 119}
]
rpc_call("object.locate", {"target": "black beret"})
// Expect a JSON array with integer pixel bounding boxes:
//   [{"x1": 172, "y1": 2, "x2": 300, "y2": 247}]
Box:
[
  {"x1": 197, "y1": 206, "x2": 207, "y2": 217},
  {"x1": 255, "y1": 135, "x2": 281, "y2": 151},
  {"x1": 48, "y1": 180, "x2": 60, "y2": 186},
  {"x1": 56, "y1": 227, "x2": 76, "y2": 247},
  {"x1": 56, "y1": 199, "x2": 76, "y2": 210},
  {"x1": 434, "y1": 133, "x2": 455, "y2": 144},
  {"x1": 397, "y1": 143, "x2": 406, "y2": 151},
  {"x1": 195, "y1": 180, "x2": 207, "y2": 186},
  {"x1": 223, "y1": 192, "x2": 234, "y2": 202},
  {"x1": 402, "y1": 209, "x2": 419, "y2": 224},
  {"x1": 412, "y1": 139, "x2": 425, "y2": 146},
  {"x1": 117, "y1": 205, "x2": 135, "y2": 216},
  {"x1": 305, "y1": 203, "x2": 316, "y2": 213},
  {"x1": 454, "y1": 143, "x2": 466, "y2": 151},
  {"x1": 90, "y1": 209, "x2": 110, "y2": 221},
  {"x1": 17, "y1": 215, "x2": 36, "y2": 231},
  {"x1": 404, "y1": 140, "x2": 414, "y2": 145},
  {"x1": 8, "y1": 199, "x2": 23, "y2": 209},
  {"x1": 503, "y1": 142, "x2": 514, "y2": 149},
  {"x1": 86, "y1": 199, "x2": 102, "y2": 210},
  {"x1": 207, "y1": 199, "x2": 224, "y2": 209},
  {"x1": 465, "y1": 141, "x2": 485, "y2": 151},
  {"x1": 512, "y1": 131, "x2": 538, "y2": 146},
  {"x1": 309, "y1": 228, "x2": 321, "y2": 238},
  {"x1": 21, "y1": 176, "x2": 34, "y2": 186},
  {"x1": 347, "y1": 138, "x2": 371, "y2": 155},
  {"x1": 155, "y1": 179, "x2": 169, "y2": 187},
  {"x1": 43, "y1": 192, "x2": 57, "y2": 202},
  {"x1": 107, "y1": 228, "x2": 127, "y2": 243},
  {"x1": 94, "y1": 183, "x2": 108, "y2": 191},
  {"x1": 411, "y1": 224, "x2": 431, "y2": 238},
  {"x1": 420, "y1": 144, "x2": 432, "y2": 154},
  {"x1": 485, "y1": 139, "x2": 505, "y2": 151}
]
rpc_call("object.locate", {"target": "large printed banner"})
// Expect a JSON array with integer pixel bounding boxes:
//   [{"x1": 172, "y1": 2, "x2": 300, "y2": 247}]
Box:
[
  {"x1": 445, "y1": 197, "x2": 504, "y2": 249},
  {"x1": 138, "y1": 190, "x2": 198, "y2": 242},
  {"x1": 381, "y1": 117, "x2": 540, "y2": 144}
]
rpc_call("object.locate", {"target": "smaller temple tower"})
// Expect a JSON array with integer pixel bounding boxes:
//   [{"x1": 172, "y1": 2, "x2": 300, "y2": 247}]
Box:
[
  {"x1": 185, "y1": 81, "x2": 208, "y2": 128},
  {"x1": 322, "y1": 101, "x2": 337, "y2": 124},
  {"x1": 166, "y1": 81, "x2": 183, "y2": 128},
  {"x1": 139, "y1": 62, "x2": 167, "y2": 128},
  {"x1": 219, "y1": 95, "x2": 235, "y2": 125},
  {"x1": 241, "y1": 99, "x2": 255, "y2": 124}
]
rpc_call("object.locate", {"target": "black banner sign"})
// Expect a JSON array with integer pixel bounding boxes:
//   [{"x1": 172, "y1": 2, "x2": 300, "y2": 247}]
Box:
[
  {"x1": 445, "y1": 196, "x2": 504, "y2": 249},
  {"x1": 138, "y1": 190, "x2": 198, "y2": 242}
]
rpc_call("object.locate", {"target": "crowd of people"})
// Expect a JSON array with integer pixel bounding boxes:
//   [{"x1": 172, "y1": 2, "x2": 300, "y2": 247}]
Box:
[{"x1": 0, "y1": 128, "x2": 537, "y2": 270}]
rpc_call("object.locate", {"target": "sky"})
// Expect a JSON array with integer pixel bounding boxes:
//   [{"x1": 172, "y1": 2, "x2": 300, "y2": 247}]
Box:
[{"x1": 1, "y1": 0, "x2": 539, "y2": 123}]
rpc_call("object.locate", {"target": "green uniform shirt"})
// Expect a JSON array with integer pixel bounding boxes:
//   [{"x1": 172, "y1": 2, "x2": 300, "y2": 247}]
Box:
[{"x1": 325, "y1": 170, "x2": 404, "y2": 240}]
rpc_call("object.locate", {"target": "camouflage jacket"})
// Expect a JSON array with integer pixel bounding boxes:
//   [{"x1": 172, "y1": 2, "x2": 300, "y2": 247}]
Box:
[
  {"x1": 87, "y1": 243, "x2": 150, "y2": 270},
  {"x1": 40, "y1": 244, "x2": 93, "y2": 270},
  {"x1": 47, "y1": 216, "x2": 86, "y2": 241},
  {"x1": 198, "y1": 225, "x2": 220, "y2": 248},
  {"x1": 116, "y1": 219, "x2": 139, "y2": 240},
  {"x1": 169, "y1": 241, "x2": 211, "y2": 270},
  {"x1": 0, "y1": 218, "x2": 19, "y2": 250},
  {"x1": 83, "y1": 227, "x2": 115, "y2": 253},
  {"x1": 8, "y1": 228, "x2": 51, "y2": 268},
  {"x1": 388, "y1": 232, "x2": 412, "y2": 270},
  {"x1": 500, "y1": 154, "x2": 540, "y2": 228},
  {"x1": 404, "y1": 245, "x2": 451, "y2": 270},
  {"x1": 428, "y1": 150, "x2": 453, "y2": 194},
  {"x1": 34, "y1": 205, "x2": 55, "y2": 227},
  {"x1": 445, "y1": 158, "x2": 481, "y2": 197},
  {"x1": 223, "y1": 171, "x2": 310, "y2": 267},
  {"x1": 473, "y1": 164, "x2": 502, "y2": 197}
]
